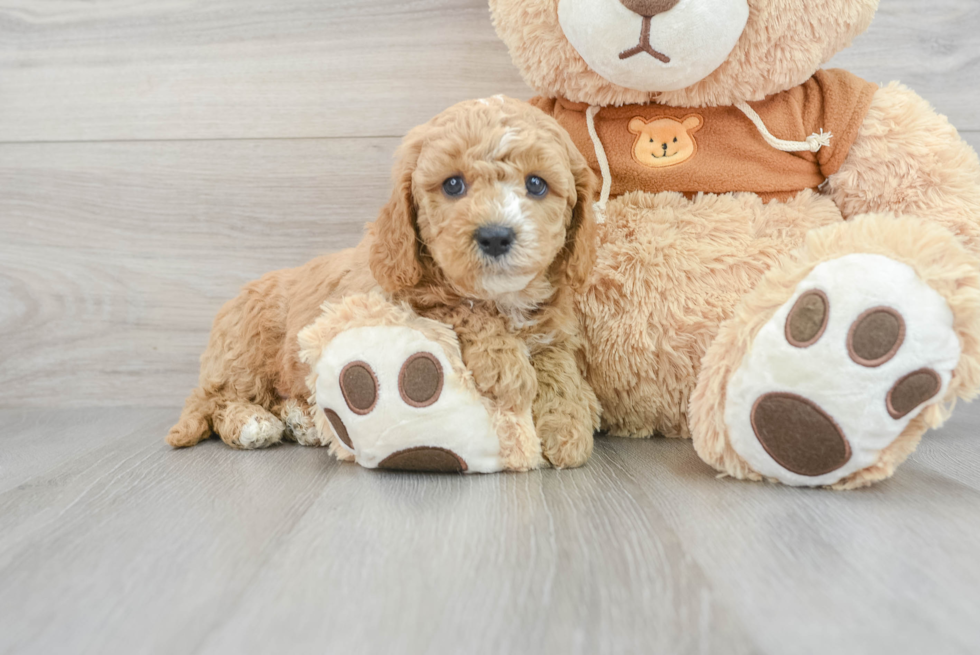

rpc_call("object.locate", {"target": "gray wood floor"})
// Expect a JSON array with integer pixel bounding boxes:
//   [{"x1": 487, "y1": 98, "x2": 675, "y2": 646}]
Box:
[
  {"x1": 2, "y1": 0, "x2": 980, "y2": 653},
  {"x1": 1, "y1": 405, "x2": 979, "y2": 655}
]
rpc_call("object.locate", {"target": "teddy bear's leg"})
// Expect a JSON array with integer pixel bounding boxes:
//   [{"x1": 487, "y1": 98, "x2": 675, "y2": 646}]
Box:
[
  {"x1": 691, "y1": 214, "x2": 980, "y2": 489},
  {"x1": 297, "y1": 292, "x2": 544, "y2": 473},
  {"x1": 579, "y1": 190, "x2": 841, "y2": 440}
]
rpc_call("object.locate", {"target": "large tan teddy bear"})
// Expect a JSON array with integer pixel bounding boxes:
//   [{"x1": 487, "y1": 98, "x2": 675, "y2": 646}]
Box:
[{"x1": 490, "y1": 0, "x2": 980, "y2": 488}]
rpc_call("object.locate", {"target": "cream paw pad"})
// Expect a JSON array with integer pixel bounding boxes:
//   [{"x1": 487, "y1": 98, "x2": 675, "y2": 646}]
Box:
[
  {"x1": 298, "y1": 295, "x2": 505, "y2": 473},
  {"x1": 724, "y1": 254, "x2": 961, "y2": 487}
]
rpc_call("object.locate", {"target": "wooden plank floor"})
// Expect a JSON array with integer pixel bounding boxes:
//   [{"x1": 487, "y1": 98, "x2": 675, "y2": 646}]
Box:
[
  {"x1": 3, "y1": 0, "x2": 980, "y2": 653},
  {"x1": 1, "y1": 404, "x2": 979, "y2": 654}
]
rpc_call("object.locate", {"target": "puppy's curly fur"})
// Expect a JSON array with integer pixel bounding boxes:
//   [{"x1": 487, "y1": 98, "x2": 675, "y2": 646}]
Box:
[{"x1": 167, "y1": 96, "x2": 601, "y2": 469}]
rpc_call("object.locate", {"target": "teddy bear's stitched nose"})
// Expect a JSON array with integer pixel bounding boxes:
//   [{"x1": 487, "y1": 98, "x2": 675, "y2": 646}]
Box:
[{"x1": 619, "y1": 0, "x2": 681, "y2": 17}]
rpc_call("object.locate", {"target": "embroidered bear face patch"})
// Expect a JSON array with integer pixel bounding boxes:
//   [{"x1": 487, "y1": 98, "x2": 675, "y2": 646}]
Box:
[{"x1": 628, "y1": 115, "x2": 703, "y2": 169}]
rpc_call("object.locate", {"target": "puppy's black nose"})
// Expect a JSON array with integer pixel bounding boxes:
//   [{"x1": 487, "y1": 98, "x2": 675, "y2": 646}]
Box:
[{"x1": 475, "y1": 225, "x2": 516, "y2": 258}]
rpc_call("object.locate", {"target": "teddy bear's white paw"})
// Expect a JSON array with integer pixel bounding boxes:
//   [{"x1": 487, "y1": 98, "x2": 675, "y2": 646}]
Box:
[
  {"x1": 725, "y1": 254, "x2": 961, "y2": 487},
  {"x1": 310, "y1": 325, "x2": 504, "y2": 473}
]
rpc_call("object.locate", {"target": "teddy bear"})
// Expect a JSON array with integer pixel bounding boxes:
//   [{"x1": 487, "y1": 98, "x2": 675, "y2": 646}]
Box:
[{"x1": 488, "y1": 0, "x2": 980, "y2": 488}]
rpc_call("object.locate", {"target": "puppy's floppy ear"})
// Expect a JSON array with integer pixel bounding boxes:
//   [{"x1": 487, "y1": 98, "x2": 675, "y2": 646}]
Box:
[
  {"x1": 561, "y1": 146, "x2": 598, "y2": 291},
  {"x1": 369, "y1": 128, "x2": 425, "y2": 293}
]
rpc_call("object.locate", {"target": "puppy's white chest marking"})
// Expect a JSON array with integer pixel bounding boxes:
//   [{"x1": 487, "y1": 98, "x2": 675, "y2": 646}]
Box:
[
  {"x1": 494, "y1": 186, "x2": 535, "y2": 239},
  {"x1": 482, "y1": 273, "x2": 536, "y2": 296},
  {"x1": 501, "y1": 305, "x2": 539, "y2": 331}
]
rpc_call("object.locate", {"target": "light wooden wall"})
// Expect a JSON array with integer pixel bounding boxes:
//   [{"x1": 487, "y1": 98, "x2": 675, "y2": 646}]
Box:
[{"x1": 1, "y1": 0, "x2": 978, "y2": 408}]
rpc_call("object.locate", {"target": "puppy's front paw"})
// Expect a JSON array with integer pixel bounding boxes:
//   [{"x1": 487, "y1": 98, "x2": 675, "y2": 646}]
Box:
[
  {"x1": 280, "y1": 400, "x2": 325, "y2": 447},
  {"x1": 536, "y1": 401, "x2": 597, "y2": 469},
  {"x1": 235, "y1": 413, "x2": 286, "y2": 450}
]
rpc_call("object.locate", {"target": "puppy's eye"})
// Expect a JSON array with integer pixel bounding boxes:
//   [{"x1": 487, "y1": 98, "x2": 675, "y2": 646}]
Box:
[
  {"x1": 525, "y1": 175, "x2": 549, "y2": 198},
  {"x1": 442, "y1": 176, "x2": 467, "y2": 198},
  {"x1": 673, "y1": 137, "x2": 678, "y2": 143}
]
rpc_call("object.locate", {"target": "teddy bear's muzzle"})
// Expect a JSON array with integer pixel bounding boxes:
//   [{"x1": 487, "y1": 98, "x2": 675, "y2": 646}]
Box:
[
  {"x1": 617, "y1": 1, "x2": 676, "y2": 64},
  {"x1": 619, "y1": 0, "x2": 680, "y2": 18}
]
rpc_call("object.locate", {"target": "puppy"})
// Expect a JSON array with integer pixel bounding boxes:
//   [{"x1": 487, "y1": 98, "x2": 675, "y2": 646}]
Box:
[{"x1": 167, "y1": 96, "x2": 600, "y2": 468}]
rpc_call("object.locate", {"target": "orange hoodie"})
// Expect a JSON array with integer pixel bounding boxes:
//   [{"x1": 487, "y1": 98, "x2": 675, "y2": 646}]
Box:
[{"x1": 531, "y1": 69, "x2": 877, "y2": 204}]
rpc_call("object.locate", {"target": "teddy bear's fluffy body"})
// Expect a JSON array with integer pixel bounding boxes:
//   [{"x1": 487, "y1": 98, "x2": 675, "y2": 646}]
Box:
[
  {"x1": 491, "y1": 0, "x2": 980, "y2": 487},
  {"x1": 577, "y1": 81, "x2": 980, "y2": 487}
]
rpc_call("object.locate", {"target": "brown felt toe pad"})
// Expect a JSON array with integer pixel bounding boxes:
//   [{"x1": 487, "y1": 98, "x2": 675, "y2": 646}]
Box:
[
  {"x1": 399, "y1": 353, "x2": 443, "y2": 408},
  {"x1": 751, "y1": 393, "x2": 851, "y2": 477},
  {"x1": 848, "y1": 307, "x2": 905, "y2": 367},
  {"x1": 340, "y1": 361, "x2": 378, "y2": 415},
  {"x1": 378, "y1": 447, "x2": 468, "y2": 473},
  {"x1": 887, "y1": 369, "x2": 941, "y2": 419},
  {"x1": 323, "y1": 409, "x2": 352, "y2": 449},
  {"x1": 785, "y1": 289, "x2": 829, "y2": 348}
]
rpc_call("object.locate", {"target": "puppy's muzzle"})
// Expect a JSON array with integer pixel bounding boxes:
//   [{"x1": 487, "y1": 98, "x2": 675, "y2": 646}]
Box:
[{"x1": 475, "y1": 225, "x2": 516, "y2": 258}]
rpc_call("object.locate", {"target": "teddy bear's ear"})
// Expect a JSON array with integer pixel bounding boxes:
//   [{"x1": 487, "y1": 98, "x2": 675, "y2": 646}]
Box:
[
  {"x1": 628, "y1": 117, "x2": 648, "y2": 135},
  {"x1": 369, "y1": 128, "x2": 425, "y2": 293},
  {"x1": 682, "y1": 114, "x2": 704, "y2": 133}
]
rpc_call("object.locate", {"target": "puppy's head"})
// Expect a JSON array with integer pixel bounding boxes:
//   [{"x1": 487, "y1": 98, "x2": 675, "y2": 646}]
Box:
[{"x1": 369, "y1": 96, "x2": 596, "y2": 306}]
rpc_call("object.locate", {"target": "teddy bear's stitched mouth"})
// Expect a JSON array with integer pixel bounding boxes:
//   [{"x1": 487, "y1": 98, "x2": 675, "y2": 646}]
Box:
[{"x1": 619, "y1": 16, "x2": 670, "y2": 63}]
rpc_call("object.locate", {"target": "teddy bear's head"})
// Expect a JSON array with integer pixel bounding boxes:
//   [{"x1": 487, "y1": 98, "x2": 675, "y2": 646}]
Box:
[{"x1": 490, "y1": 0, "x2": 879, "y2": 108}]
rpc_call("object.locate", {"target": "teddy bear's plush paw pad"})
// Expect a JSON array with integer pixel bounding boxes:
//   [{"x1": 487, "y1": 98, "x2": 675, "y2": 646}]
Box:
[
  {"x1": 310, "y1": 325, "x2": 503, "y2": 473},
  {"x1": 339, "y1": 362, "x2": 379, "y2": 414},
  {"x1": 378, "y1": 446, "x2": 468, "y2": 473},
  {"x1": 784, "y1": 289, "x2": 829, "y2": 347},
  {"x1": 725, "y1": 253, "x2": 960, "y2": 486},
  {"x1": 847, "y1": 307, "x2": 905, "y2": 367},
  {"x1": 887, "y1": 369, "x2": 942, "y2": 419},
  {"x1": 750, "y1": 392, "x2": 850, "y2": 477},
  {"x1": 398, "y1": 353, "x2": 443, "y2": 407},
  {"x1": 322, "y1": 409, "x2": 352, "y2": 449}
]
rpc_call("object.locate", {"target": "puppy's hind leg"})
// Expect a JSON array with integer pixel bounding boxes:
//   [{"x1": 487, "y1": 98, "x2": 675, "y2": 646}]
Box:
[
  {"x1": 167, "y1": 389, "x2": 287, "y2": 450},
  {"x1": 167, "y1": 387, "x2": 214, "y2": 448}
]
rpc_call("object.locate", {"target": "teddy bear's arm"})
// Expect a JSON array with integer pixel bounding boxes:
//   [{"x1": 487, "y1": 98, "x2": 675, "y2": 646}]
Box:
[{"x1": 828, "y1": 82, "x2": 980, "y2": 255}]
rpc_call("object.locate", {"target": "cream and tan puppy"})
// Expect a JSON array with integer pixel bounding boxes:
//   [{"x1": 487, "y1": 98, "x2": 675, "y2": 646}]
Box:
[{"x1": 168, "y1": 96, "x2": 601, "y2": 470}]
